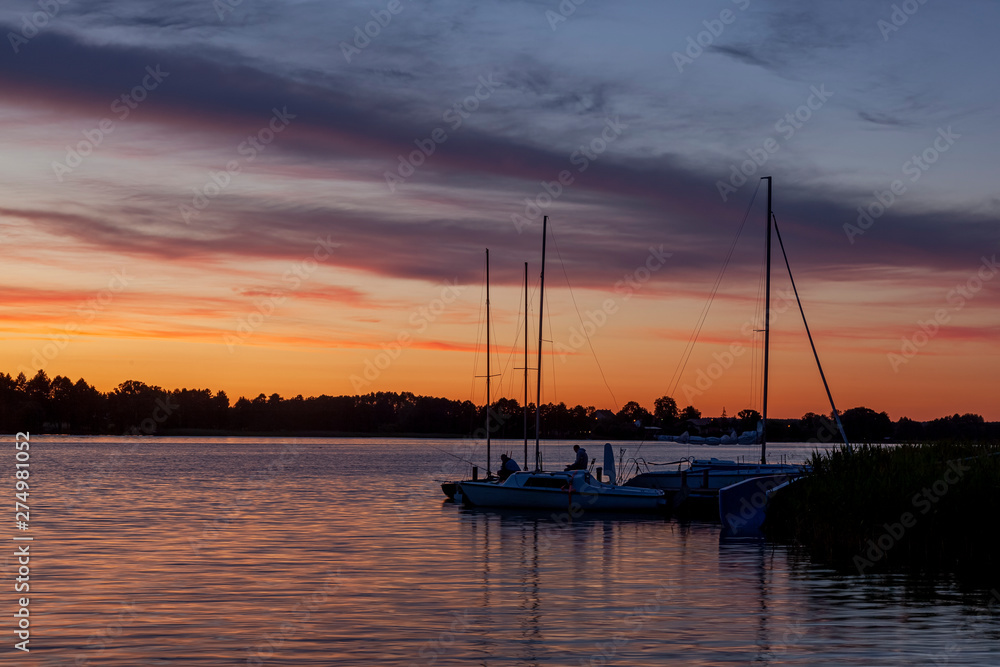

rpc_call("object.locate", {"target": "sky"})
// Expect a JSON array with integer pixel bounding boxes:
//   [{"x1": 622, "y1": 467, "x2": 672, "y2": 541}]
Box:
[{"x1": 0, "y1": 0, "x2": 997, "y2": 421}]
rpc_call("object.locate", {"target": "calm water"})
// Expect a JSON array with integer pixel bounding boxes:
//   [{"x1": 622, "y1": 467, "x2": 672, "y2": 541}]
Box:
[{"x1": 7, "y1": 436, "x2": 1000, "y2": 665}]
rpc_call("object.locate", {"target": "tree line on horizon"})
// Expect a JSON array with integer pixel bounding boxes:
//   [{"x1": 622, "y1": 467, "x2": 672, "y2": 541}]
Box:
[{"x1": 0, "y1": 370, "x2": 995, "y2": 442}]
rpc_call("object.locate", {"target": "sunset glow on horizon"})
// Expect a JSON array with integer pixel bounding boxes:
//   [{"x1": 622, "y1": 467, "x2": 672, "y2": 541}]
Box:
[{"x1": 1, "y1": 1, "x2": 997, "y2": 422}]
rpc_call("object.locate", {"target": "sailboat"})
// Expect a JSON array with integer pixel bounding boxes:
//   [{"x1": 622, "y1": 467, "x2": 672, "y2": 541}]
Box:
[
  {"x1": 441, "y1": 248, "x2": 499, "y2": 500},
  {"x1": 623, "y1": 177, "x2": 848, "y2": 514},
  {"x1": 441, "y1": 256, "x2": 536, "y2": 500},
  {"x1": 457, "y1": 216, "x2": 667, "y2": 513}
]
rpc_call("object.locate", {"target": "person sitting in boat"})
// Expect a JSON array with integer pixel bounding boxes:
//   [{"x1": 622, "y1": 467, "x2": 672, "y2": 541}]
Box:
[
  {"x1": 498, "y1": 454, "x2": 520, "y2": 481},
  {"x1": 564, "y1": 445, "x2": 588, "y2": 471}
]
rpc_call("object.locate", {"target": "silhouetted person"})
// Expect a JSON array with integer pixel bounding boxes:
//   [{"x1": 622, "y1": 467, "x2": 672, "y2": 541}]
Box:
[
  {"x1": 564, "y1": 444, "x2": 588, "y2": 471},
  {"x1": 498, "y1": 453, "x2": 520, "y2": 481}
]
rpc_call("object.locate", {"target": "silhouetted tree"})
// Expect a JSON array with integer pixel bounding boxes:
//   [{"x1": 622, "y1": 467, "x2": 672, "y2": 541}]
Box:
[
  {"x1": 799, "y1": 412, "x2": 835, "y2": 442},
  {"x1": 679, "y1": 405, "x2": 701, "y2": 420},
  {"x1": 893, "y1": 416, "x2": 925, "y2": 442},
  {"x1": 653, "y1": 395, "x2": 679, "y2": 426},
  {"x1": 69, "y1": 377, "x2": 106, "y2": 433},
  {"x1": 26, "y1": 370, "x2": 51, "y2": 403},
  {"x1": 840, "y1": 406, "x2": 893, "y2": 443},
  {"x1": 108, "y1": 380, "x2": 167, "y2": 433},
  {"x1": 0, "y1": 369, "x2": 995, "y2": 440},
  {"x1": 737, "y1": 409, "x2": 762, "y2": 432},
  {"x1": 616, "y1": 401, "x2": 653, "y2": 434},
  {"x1": 49, "y1": 375, "x2": 75, "y2": 432},
  {"x1": 925, "y1": 413, "x2": 987, "y2": 441}
]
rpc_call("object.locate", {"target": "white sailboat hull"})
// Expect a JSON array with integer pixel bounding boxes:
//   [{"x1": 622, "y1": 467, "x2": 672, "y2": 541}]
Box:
[
  {"x1": 458, "y1": 470, "x2": 666, "y2": 512},
  {"x1": 718, "y1": 474, "x2": 797, "y2": 534},
  {"x1": 626, "y1": 460, "x2": 805, "y2": 495}
]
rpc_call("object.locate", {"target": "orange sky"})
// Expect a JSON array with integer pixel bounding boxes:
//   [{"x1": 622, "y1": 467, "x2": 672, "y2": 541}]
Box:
[
  {"x1": 1, "y1": 11, "x2": 998, "y2": 422},
  {"x1": 1, "y1": 228, "x2": 996, "y2": 421}
]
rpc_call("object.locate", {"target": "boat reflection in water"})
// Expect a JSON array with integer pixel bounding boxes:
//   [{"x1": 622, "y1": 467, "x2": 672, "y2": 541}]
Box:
[{"x1": 454, "y1": 505, "x2": 1000, "y2": 666}]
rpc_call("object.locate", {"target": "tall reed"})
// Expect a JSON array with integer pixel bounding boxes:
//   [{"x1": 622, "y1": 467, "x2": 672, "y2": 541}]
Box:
[{"x1": 766, "y1": 442, "x2": 1000, "y2": 586}]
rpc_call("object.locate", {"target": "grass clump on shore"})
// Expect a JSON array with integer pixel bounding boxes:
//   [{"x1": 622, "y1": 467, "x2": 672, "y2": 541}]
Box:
[{"x1": 765, "y1": 442, "x2": 1000, "y2": 586}]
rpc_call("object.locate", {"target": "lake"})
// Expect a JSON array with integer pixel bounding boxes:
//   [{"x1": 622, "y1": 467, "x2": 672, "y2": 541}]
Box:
[{"x1": 11, "y1": 436, "x2": 1000, "y2": 665}]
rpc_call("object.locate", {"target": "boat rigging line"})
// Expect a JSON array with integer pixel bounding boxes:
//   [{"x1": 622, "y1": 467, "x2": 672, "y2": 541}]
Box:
[
  {"x1": 771, "y1": 212, "x2": 851, "y2": 450},
  {"x1": 667, "y1": 180, "x2": 763, "y2": 399},
  {"x1": 467, "y1": 256, "x2": 489, "y2": 439},
  {"x1": 499, "y1": 271, "x2": 528, "y2": 399},
  {"x1": 549, "y1": 224, "x2": 619, "y2": 411},
  {"x1": 428, "y1": 444, "x2": 480, "y2": 476}
]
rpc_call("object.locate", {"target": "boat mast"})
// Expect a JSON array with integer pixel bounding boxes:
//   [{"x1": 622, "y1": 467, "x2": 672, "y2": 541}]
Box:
[
  {"x1": 523, "y1": 261, "x2": 529, "y2": 470},
  {"x1": 534, "y1": 216, "x2": 547, "y2": 471},
  {"x1": 761, "y1": 176, "x2": 772, "y2": 466},
  {"x1": 486, "y1": 248, "x2": 492, "y2": 477}
]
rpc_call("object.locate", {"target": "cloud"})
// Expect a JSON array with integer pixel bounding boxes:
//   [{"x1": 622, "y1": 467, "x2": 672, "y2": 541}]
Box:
[
  {"x1": 857, "y1": 111, "x2": 915, "y2": 128},
  {"x1": 708, "y1": 44, "x2": 771, "y2": 69},
  {"x1": 0, "y1": 18, "x2": 996, "y2": 299}
]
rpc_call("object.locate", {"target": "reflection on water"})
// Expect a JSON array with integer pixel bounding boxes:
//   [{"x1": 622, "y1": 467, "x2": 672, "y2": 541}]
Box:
[{"x1": 11, "y1": 437, "x2": 1000, "y2": 665}]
